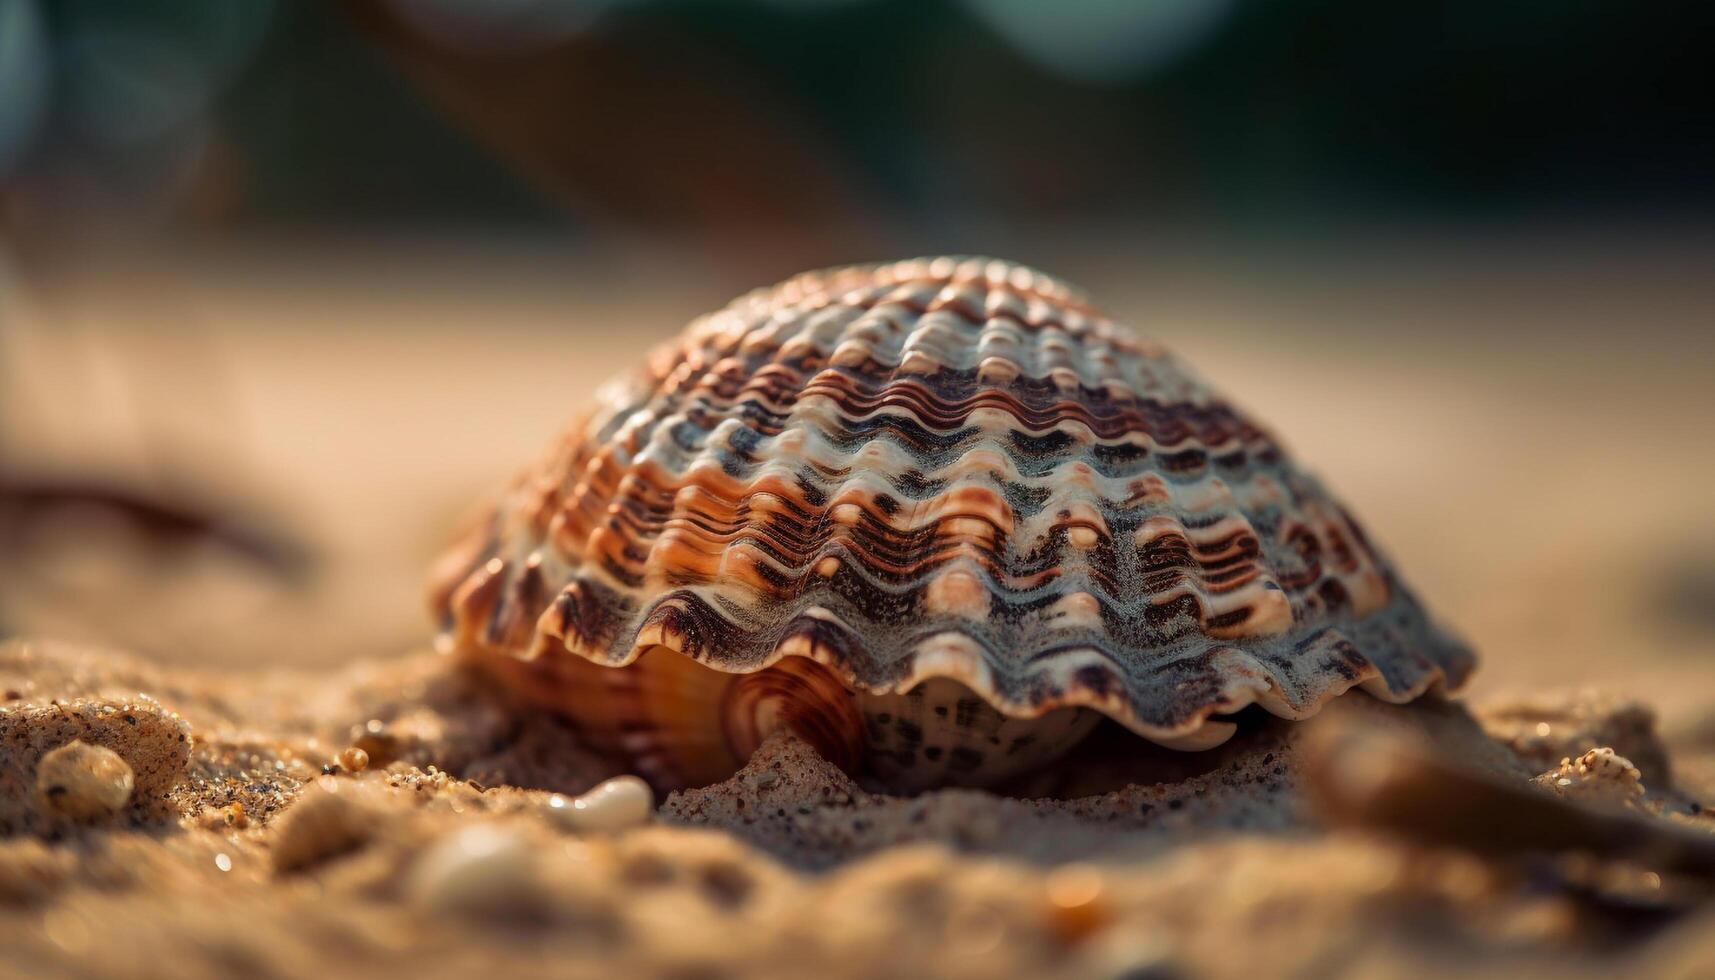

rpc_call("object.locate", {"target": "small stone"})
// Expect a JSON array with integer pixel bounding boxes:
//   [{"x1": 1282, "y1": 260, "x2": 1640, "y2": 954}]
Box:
[
  {"x1": 1531, "y1": 746, "x2": 1646, "y2": 810},
  {"x1": 406, "y1": 824, "x2": 542, "y2": 920},
  {"x1": 195, "y1": 801, "x2": 250, "y2": 830},
  {"x1": 338, "y1": 747, "x2": 370, "y2": 773},
  {"x1": 545, "y1": 775, "x2": 653, "y2": 833},
  {"x1": 353, "y1": 733, "x2": 399, "y2": 767},
  {"x1": 35, "y1": 740, "x2": 134, "y2": 821},
  {"x1": 270, "y1": 785, "x2": 372, "y2": 873},
  {"x1": 347, "y1": 719, "x2": 401, "y2": 768}
]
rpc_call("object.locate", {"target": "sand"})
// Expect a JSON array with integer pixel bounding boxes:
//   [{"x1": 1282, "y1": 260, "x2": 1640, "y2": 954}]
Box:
[{"x1": 1, "y1": 637, "x2": 1712, "y2": 980}]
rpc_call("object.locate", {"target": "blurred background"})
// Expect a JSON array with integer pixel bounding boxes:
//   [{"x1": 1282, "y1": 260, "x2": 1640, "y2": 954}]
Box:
[{"x1": 2, "y1": 1, "x2": 1712, "y2": 729}]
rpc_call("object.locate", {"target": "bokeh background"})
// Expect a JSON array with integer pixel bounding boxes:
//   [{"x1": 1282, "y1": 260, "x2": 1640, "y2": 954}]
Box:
[{"x1": 2, "y1": 1, "x2": 1712, "y2": 732}]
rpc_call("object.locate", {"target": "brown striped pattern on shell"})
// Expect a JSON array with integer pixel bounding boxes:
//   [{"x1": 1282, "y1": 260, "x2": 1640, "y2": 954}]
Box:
[{"x1": 431, "y1": 256, "x2": 1474, "y2": 748}]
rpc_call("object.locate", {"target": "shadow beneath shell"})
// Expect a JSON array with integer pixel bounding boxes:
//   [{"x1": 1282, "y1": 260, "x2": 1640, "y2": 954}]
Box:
[{"x1": 657, "y1": 693, "x2": 1519, "y2": 870}]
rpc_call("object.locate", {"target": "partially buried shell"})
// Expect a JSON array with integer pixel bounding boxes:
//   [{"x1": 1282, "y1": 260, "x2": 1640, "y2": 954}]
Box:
[{"x1": 430, "y1": 256, "x2": 1475, "y2": 791}]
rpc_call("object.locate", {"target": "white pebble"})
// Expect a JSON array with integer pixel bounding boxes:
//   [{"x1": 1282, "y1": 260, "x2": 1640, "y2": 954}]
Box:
[
  {"x1": 545, "y1": 775, "x2": 653, "y2": 833},
  {"x1": 407, "y1": 824, "x2": 540, "y2": 919},
  {"x1": 36, "y1": 740, "x2": 134, "y2": 820}
]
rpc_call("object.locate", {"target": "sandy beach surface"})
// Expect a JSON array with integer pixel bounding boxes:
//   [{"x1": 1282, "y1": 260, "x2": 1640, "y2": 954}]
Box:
[{"x1": 2, "y1": 636, "x2": 1713, "y2": 980}]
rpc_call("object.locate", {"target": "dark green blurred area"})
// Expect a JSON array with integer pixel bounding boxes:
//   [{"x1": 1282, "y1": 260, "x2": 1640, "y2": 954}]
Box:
[{"x1": 4, "y1": 0, "x2": 1713, "y2": 234}]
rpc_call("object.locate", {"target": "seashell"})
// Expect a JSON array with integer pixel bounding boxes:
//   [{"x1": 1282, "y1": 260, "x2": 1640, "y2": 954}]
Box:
[{"x1": 430, "y1": 256, "x2": 1474, "y2": 791}]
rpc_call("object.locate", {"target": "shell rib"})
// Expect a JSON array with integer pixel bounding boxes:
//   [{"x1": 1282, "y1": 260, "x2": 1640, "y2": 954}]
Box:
[{"x1": 431, "y1": 256, "x2": 1475, "y2": 758}]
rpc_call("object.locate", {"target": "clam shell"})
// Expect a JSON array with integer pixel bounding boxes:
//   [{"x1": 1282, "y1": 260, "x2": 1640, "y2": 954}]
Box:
[{"x1": 432, "y1": 256, "x2": 1474, "y2": 752}]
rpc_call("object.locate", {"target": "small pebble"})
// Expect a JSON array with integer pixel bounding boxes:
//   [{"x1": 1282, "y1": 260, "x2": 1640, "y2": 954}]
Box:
[
  {"x1": 35, "y1": 740, "x2": 134, "y2": 821},
  {"x1": 546, "y1": 775, "x2": 653, "y2": 833},
  {"x1": 1532, "y1": 747, "x2": 1645, "y2": 809},
  {"x1": 270, "y1": 785, "x2": 372, "y2": 873},
  {"x1": 338, "y1": 747, "x2": 370, "y2": 773},
  {"x1": 406, "y1": 824, "x2": 542, "y2": 920},
  {"x1": 195, "y1": 802, "x2": 250, "y2": 830}
]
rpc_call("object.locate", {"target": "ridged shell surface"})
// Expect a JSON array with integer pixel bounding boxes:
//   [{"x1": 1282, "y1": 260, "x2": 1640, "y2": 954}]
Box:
[{"x1": 432, "y1": 256, "x2": 1474, "y2": 745}]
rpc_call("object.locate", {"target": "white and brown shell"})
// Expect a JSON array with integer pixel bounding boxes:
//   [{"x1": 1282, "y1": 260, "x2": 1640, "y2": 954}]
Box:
[{"x1": 430, "y1": 257, "x2": 1475, "y2": 790}]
